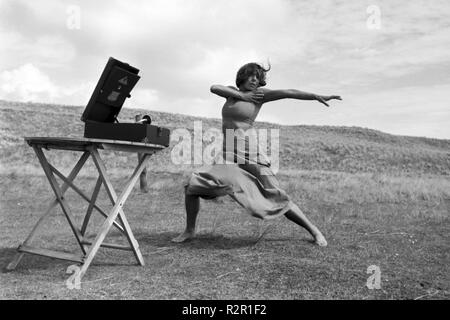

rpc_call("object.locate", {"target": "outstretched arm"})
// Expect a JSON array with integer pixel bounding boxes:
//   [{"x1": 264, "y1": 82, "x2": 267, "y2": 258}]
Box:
[
  {"x1": 259, "y1": 88, "x2": 342, "y2": 107},
  {"x1": 210, "y1": 85, "x2": 264, "y2": 104}
]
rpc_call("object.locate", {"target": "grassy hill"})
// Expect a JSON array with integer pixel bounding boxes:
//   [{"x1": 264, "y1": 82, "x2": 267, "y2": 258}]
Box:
[
  {"x1": 0, "y1": 100, "x2": 449, "y2": 300},
  {"x1": 1, "y1": 99, "x2": 449, "y2": 176}
]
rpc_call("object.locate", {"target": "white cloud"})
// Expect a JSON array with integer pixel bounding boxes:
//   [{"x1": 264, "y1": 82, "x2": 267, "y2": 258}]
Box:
[
  {"x1": 0, "y1": 64, "x2": 94, "y2": 105},
  {"x1": 123, "y1": 88, "x2": 159, "y2": 110},
  {"x1": 0, "y1": 64, "x2": 58, "y2": 101}
]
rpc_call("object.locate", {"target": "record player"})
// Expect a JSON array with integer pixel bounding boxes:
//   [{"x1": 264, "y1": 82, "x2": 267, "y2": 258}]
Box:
[{"x1": 81, "y1": 57, "x2": 170, "y2": 147}]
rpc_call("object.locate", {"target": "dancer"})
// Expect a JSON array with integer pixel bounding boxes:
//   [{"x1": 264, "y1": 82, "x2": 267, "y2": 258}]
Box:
[{"x1": 173, "y1": 63, "x2": 341, "y2": 246}]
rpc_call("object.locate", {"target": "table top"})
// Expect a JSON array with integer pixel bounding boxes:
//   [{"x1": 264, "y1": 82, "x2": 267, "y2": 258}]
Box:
[{"x1": 24, "y1": 137, "x2": 166, "y2": 154}]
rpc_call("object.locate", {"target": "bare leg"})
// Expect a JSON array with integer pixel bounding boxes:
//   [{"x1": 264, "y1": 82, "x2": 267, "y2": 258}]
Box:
[
  {"x1": 285, "y1": 203, "x2": 327, "y2": 246},
  {"x1": 172, "y1": 194, "x2": 200, "y2": 243}
]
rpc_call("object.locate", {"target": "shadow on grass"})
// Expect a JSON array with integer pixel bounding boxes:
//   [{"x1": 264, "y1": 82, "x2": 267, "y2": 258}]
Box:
[
  {"x1": 0, "y1": 247, "x2": 140, "y2": 274},
  {"x1": 136, "y1": 231, "x2": 315, "y2": 251},
  {"x1": 137, "y1": 231, "x2": 261, "y2": 250},
  {"x1": 0, "y1": 248, "x2": 18, "y2": 272},
  {"x1": 1, "y1": 232, "x2": 316, "y2": 275},
  {"x1": 0, "y1": 247, "x2": 74, "y2": 273}
]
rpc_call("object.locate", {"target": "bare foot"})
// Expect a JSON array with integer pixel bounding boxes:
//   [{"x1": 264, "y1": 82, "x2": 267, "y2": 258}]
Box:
[
  {"x1": 171, "y1": 231, "x2": 195, "y2": 243},
  {"x1": 313, "y1": 233, "x2": 328, "y2": 247}
]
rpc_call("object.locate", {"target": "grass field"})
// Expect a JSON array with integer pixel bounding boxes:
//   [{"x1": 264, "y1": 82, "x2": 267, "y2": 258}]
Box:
[{"x1": 0, "y1": 100, "x2": 449, "y2": 300}]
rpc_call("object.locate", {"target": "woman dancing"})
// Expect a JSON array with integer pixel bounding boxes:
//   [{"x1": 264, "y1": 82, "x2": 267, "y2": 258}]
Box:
[{"x1": 172, "y1": 63, "x2": 342, "y2": 246}]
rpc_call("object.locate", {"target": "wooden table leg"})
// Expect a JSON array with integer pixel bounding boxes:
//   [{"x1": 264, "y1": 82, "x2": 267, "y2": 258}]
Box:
[
  {"x1": 33, "y1": 146, "x2": 87, "y2": 255},
  {"x1": 81, "y1": 176, "x2": 103, "y2": 236},
  {"x1": 77, "y1": 149, "x2": 150, "y2": 279},
  {"x1": 90, "y1": 150, "x2": 149, "y2": 266},
  {"x1": 48, "y1": 166, "x2": 126, "y2": 235},
  {"x1": 6, "y1": 152, "x2": 90, "y2": 271}
]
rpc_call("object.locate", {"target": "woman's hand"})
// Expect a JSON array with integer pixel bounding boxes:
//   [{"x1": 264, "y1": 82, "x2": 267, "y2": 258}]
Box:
[
  {"x1": 315, "y1": 95, "x2": 342, "y2": 107},
  {"x1": 211, "y1": 85, "x2": 264, "y2": 103},
  {"x1": 239, "y1": 90, "x2": 265, "y2": 104}
]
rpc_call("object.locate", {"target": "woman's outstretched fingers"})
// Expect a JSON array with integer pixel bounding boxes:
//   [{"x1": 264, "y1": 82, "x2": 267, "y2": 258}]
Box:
[{"x1": 317, "y1": 96, "x2": 330, "y2": 107}]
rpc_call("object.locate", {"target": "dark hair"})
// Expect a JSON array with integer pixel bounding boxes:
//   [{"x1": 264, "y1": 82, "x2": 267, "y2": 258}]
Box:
[{"x1": 235, "y1": 62, "x2": 271, "y2": 88}]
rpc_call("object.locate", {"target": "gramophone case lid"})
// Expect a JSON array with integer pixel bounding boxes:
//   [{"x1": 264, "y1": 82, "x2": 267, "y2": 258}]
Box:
[{"x1": 81, "y1": 57, "x2": 141, "y2": 123}]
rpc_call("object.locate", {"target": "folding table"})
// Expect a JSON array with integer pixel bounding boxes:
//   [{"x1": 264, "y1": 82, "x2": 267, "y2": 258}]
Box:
[{"x1": 7, "y1": 137, "x2": 165, "y2": 281}]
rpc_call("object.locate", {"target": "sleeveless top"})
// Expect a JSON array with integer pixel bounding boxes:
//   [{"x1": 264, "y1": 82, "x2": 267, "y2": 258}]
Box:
[
  {"x1": 220, "y1": 98, "x2": 270, "y2": 167},
  {"x1": 221, "y1": 98, "x2": 259, "y2": 129}
]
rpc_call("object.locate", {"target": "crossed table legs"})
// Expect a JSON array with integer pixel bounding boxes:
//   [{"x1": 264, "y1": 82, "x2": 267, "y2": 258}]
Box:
[{"x1": 7, "y1": 145, "x2": 151, "y2": 281}]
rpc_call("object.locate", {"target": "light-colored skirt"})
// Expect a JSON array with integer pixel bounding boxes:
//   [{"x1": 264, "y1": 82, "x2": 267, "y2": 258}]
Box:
[{"x1": 184, "y1": 132, "x2": 294, "y2": 220}]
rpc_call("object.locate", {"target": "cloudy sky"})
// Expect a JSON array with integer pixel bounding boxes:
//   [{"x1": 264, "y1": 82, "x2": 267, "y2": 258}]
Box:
[{"x1": 1, "y1": 0, "x2": 449, "y2": 139}]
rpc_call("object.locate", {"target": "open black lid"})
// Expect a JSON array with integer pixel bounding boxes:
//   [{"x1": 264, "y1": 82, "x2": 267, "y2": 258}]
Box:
[{"x1": 81, "y1": 57, "x2": 141, "y2": 123}]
